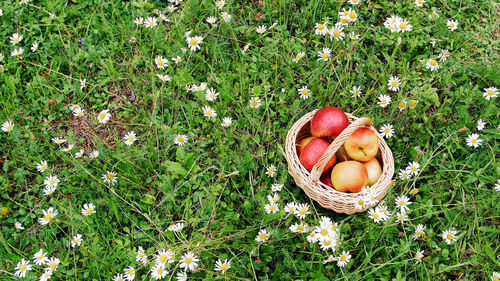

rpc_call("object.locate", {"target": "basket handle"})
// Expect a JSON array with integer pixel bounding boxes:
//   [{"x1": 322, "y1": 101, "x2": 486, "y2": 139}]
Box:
[{"x1": 308, "y1": 117, "x2": 373, "y2": 184}]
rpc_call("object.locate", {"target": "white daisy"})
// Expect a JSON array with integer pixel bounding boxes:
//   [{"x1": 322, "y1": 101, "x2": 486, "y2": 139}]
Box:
[
  {"x1": 265, "y1": 202, "x2": 279, "y2": 214},
  {"x1": 377, "y1": 94, "x2": 392, "y2": 108},
  {"x1": 298, "y1": 86, "x2": 312, "y2": 99},
  {"x1": 1, "y1": 120, "x2": 14, "y2": 132},
  {"x1": 124, "y1": 266, "x2": 136, "y2": 281},
  {"x1": 399, "y1": 168, "x2": 412, "y2": 180},
  {"x1": 413, "y1": 224, "x2": 426, "y2": 240},
  {"x1": 368, "y1": 208, "x2": 383, "y2": 223},
  {"x1": 495, "y1": 180, "x2": 500, "y2": 192},
  {"x1": 44, "y1": 186, "x2": 57, "y2": 196},
  {"x1": 15, "y1": 221, "x2": 24, "y2": 230},
  {"x1": 216, "y1": 0, "x2": 225, "y2": 9},
  {"x1": 33, "y1": 249, "x2": 49, "y2": 265},
  {"x1": 157, "y1": 74, "x2": 171, "y2": 82},
  {"x1": 44, "y1": 175, "x2": 60, "y2": 189},
  {"x1": 36, "y1": 160, "x2": 48, "y2": 173},
  {"x1": 256, "y1": 25, "x2": 267, "y2": 34},
  {"x1": 174, "y1": 134, "x2": 188, "y2": 146},
  {"x1": 144, "y1": 17, "x2": 158, "y2": 28},
  {"x1": 265, "y1": 165, "x2": 276, "y2": 177},
  {"x1": 179, "y1": 252, "x2": 199, "y2": 272},
  {"x1": 397, "y1": 19, "x2": 412, "y2": 32},
  {"x1": 270, "y1": 183, "x2": 283, "y2": 192},
  {"x1": 10, "y1": 33, "x2": 23, "y2": 45},
  {"x1": 329, "y1": 25, "x2": 344, "y2": 41},
  {"x1": 466, "y1": 133, "x2": 483, "y2": 148},
  {"x1": 176, "y1": 271, "x2": 188, "y2": 281},
  {"x1": 315, "y1": 22, "x2": 329, "y2": 36},
  {"x1": 317, "y1": 48, "x2": 331, "y2": 61},
  {"x1": 156, "y1": 249, "x2": 175, "y2": 265},
  {"x1": 71, "y1": 234, "x2": 83, "y2": 248},
  {"x1": 255, "y1": 229, "x2": 270, "y2": 242},
  {"x1": 476, "y1": 119, "x2": 486, "y2": 131},
  {"x1": 415, "y1": 0, "x2": 425, "y2": 7},
  {"x1": 14, "y1": 259, "x2": 32, "y2": 278},
  {"x1": 151, "y1": 263, "x2": 168, "y2": 280},
  {"x1": 353, "y1": 196, "x2": 369, "y2": 210},
  {"x1": 134, "y1": 17, "x2": 144, "y2": 25},
  {"x1": 379, "y1": 124, "x2": 394, "y2": 138},
  {"x1": 81, "y1": 203, "x2": 96, "y2": 216},
  {"x1": 442, "y1": 229, "x2": 458, "y2": 244},
  {"x1": 11, "y1": 47, "x2": 24, "y2": 59},
  {"x1": 102, "y1": 171, "x2": 117, "y2": 185},
  {"x1": 206, "y1": 16, "x2": 217, "y2": 25},
  {"x1": 155, "y1": 56, "x2": 168, "y2": 69},
  {"x1": 97, "y1": 109, "x2": 111, "y2": 124},
  {"x1": 415, "y1": 249, "x2": 424, "y2": 263},
  {"x1": 350, "y1": 86, "x2": 362, "y2": 97},
  {"x1": 294, "y1": 203, "x2": 311, "y2": 219},
  {"x1": 88, "y1": 150, "x2": 99, "y2": 159},
  {"x1": 284, "y1": 202, "x2": 298, "y2": 214},
  {"x1": 31, "y1": 42, "x2": 39, "y2": 52},
  {"x1": 214, "y1": 258, "x2": 231, "y2": 274},
  {"x1": 221, "y1": 117, "x2": 233, "y2": 127},
  {"x1": 438, "y1": 49, "x2": 450, "y2": 61},
  {"x1": 335, "y1": 251, "x2": 351, "y2": 267},
  {"x1": 387, "y1": 76, "x2": 401, "y2": 91},
  {"x1": 167, "y1": 222, "x2": 185, "y2": 232},
  {"x1": 202, "y1": 106, "x2": 217, "y2": 119},
  {"x1": 292, "y1": 52, "x2": 305, "y2": 63},
  {"x1": 428, "y1": 11, "x2": 439, "y2": 20},
  {"x1": 205, "y1": 88, "x2": 219, "y2": 101},
  {"x1": 447, "y1": 20, "x2": 458, "y2": 31},
  {"x1": 113, "y1": 273, "x2": 125, "y2": 281},
  {"x1": 172, "y1": 56, "x2": 182, "y2": 64},
  {"x1": 396, "y1": 211, "x2": 408, "y2": 223},
  {"x1": 249, "y1": 97, "x2": 262, "y2": 109},
  {"x1": 73, "y1": 107, "x2": 85, "y2": 117},
  {"x1": 221, "y1": 12, "x2": 231, "y2": 22},
  {"x1": 124, "y1": 131, "x2": 137, "y2": 146},
  {"x1": 425, "y1": 58, "x2": 439, "y2": 72},
  {"x1": 407, "y1": 161, "x2": 420, "y2": 175},
  {"x1": 483, "y1": 87, "x2": 498, "y2": 100}
]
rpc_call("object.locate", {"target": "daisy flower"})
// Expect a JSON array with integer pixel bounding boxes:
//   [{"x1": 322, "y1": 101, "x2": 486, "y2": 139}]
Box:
[
  {"x1": 265, "y1": 202, "x2": 279, "y2": 214},
  {"x1": 267, "y1": 193, "x2": 280, "y2": 203},
  {"x1": 317, "y1": 48, "x2": 331, "y2": 61},
  {"x1": 368, "y1": 208, "x2": 383, "y2": 223},
  {"x1": 315, "y1": 22, "x2": 329, "y2": 36},
  {"x1": 36, "y1": 160, "x2": 48, "y2": 173},
  {"x1": 298, "y1": 86, "x2": 312, "y2": 99},
  {"x1": 349, "y1": 0, "x2": 361, "y2": 4},
  {"x1": 144, "y1": 17, "x2": 157, "y2": 28},
  {"x1": 136, "y1": 246, "x2": 147, "y2": 265},
  {"x1": 483, "y1": 87, "x2": 498, "y2": 100},
  {"x1": 265, "y1": 165, "x2": 276, "y2": 177},
  {"x1": 191, "y1": 82, "x2": 207, "y2": 92},
  {"x1": 294, "y1": 203, "x2": 311, "y2": 219},
  {"x1": 31, "y1": 42, "x2": 39, "y2": 52},
  {"x1": 167, "y1": 222, "x2": 185, "y2": 232},
  {"x1": 81, "y1": 203, "x2": 96, "y2": 216},
  {"x1": 124, "y1": 266, "x2": 136, "y2": 281},
  {"x1": 329, "y1": 25, "x2": 344, "y2": 41},
  {"x1": 44, "y1": 175, "x2": 59, "y2": 189},
  {"x1": 377, "y1": 94, "x2": 392, "y2": 108},
  {"x1": 176, "y1": 271, "x2": 188, "y2": 281},
  {"x1": 475, "y1": 120, "x2": 486, "y2": 132},
  {"x1": 346, "y1": 8, "x2": 358, "y2": 22},
  {"x1": 398, "y1": 100, "x2": 407, "y2": 111},
  {"x1": 186, "y1": 36, "x2": 203, "y2": 52},
  {"x1": 292, "y1": 52, "x2": 305, "y2": 63},
  {"x1": 15, "y1": 222, "x2": 24, "y2": 230},
  {"x1": 10, "y1": 33, "x2": 23, "y2": 45},
  {"x1": 409, "y1": 99, "x2": 419, "y2": 109},
  {"x1": 44, "y1": 186, "x2": 57, "y2": 196},
  {"x1": 124, "y1": 131, "x2": 137, "y2": 146},
  {"x1": 174, "y1": 134, "x2": 188, "y2": 146},
  {"x1": 319, "y1": 237, "x2": 337, "y2": 251},
  {"x1": 172, "y1": 56, "x2": 182, "y2": 64},
  {"x1": 73, "y1": 107, "x2": 85, "y2": 117},
  {"x1": 179, "y1": 252, "x2": 199, "y2": 272},
  {"x1": 155, "y1": 56, "x2": 168, "y2": 69},
  {"x1": 216, "y1": 0, "x2": 225, "y2": 9},
  {"x1": 39, "y1": 208, "x2": 58, "y2": 225},
  {"x1": 46, "y1": 256, "x2": 60, "y2": 272},
  {"x1": 442, "y1": 229, "x2": 458, "y2": 244},
  {"x1": 256, "y1": 25, "x2": 267, "y2": 34},
  {"x1": 206, "y1": 16, "x2": 217, "y2": 25},
  {"x1": 11, "y1": 48, "x2": 24, "y2": 59},
  {"x1": 205, "y1": 88, "x2": 219, "y2": 101},
  {"x1": 428, "y1": 11, "x2": 439, "y2": 20},
  {"x1": 255, "y1": 229, "x2": 270, "y2": 242},
  {"x1": 214, "y1": 259, "x2": 231, "y2": 274},
  {"x1": 40, "y1": 270, "x2": 53, "y2": 281},
  {"x1": 134, "y1": 17, "x2": 144, "y2": 25},
  {"x1": 97, "y1": 109, "x2": 111, "y2": 124},
  {"x1": 202, "y1": 106, "x2": 217, "y2": 119},
  {"x1": 156, "y1": 249, "x2": 176, "y2": 265},
  {"x1": 89, "y1": 150, "x2": 99, "y2": 159},
  {"x1": 249, "y1": 97, "x2": 262, "y2": 108},
  {"x1": 447, "y1": 20, "x2": 458, "y2": 31},
  {"x1": 353, "y1": 196, "x2": 369, "y2": 210},
  {"x1": 151, "y1": 263, "x2": 168, "y2": 280},
  {"x1": 396, "y1": 211, "x2": 408, "y2": 223},
  {"x1": 413, "y1": 224, "x2": 426, "y2": 240},
  {"x1": 157, "y1": 74, "x2": 171, "y2": 82},
  {"x1": 284, "y1": 202, "x2": 298, "y2": 213},
  {"x1": 387, "y1": 76, "x2": 401, "y2": 91},
  {"x1": 61, "y1": 144, "x2": 74, "y2": 152},
  {"x1": 399, "y1": 168, "x2": 412, "y2": 180},
  {"x1": 466, "y1": 133, "x2": 483, "y2": 148},
  {"x1": 113, "y1": 273, "x2": 125, "y2": 281},
  {"x1": 350, "y1": 86, "x2": 362, "y2": 97},
  {"x1": 415, "y1": 249, "x2": 424, "y2": 263},
  {"x1": 221, "y1": 117, "x2": 233, "y2": 127},
  {"x1": 33, "y1": 249, "x2": 49, "y2": 265},
  {"x1": 396, "y1": 19, "x2": 412, "y2": 32},
  {"x1": 221, "y1": 12, "x2": 231, "y2": 22},
  {"x1": 71, "y1": 234, "x2": 83, "y2": 247},
  {"x1": 425, "y1": 58, "x2": 439, "y2": 71},
  {"x1": 323, "y1": 255, "x2": 335, "y2": 264},
  {"x1": 14, "y1": 259, "x2": 32, "y2": 278},
  {"x1": 379, "y1": 124, "x2": 394, "y2": 139},
  {"x1": 1, "y1": 120, "x2": 14, "y2": 132},
  {"x1": 407, "y1": 161, "x2": 420, "y2": 175},
  {"x1": 102, "y1": 171, "x2": 117, "y2": 185},
  {"x1": 415, "y1": 0, "x2": 425, "y2": 6},
  {"x1": 271, "y1": 183, "x2": 283, "y2": 192},
  {"x1": 335, "y1": 251, "x2": 351, "y2": 267},
  {"x1": 438, "y1": 49, "x2": 450, "y2": 61}
]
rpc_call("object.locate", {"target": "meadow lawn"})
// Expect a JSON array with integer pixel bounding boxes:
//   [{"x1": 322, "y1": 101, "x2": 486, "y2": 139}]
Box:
[{"x1": 0, "y1": 0, "x2": 499, "y2": 280}]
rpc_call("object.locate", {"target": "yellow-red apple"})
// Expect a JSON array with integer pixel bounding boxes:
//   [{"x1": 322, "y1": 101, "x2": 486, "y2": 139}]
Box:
[
  {"x1": 344, "y1": 128, "x2": 379, "y2": 161},
  {"x1": 330, "y1": 161, "x2": 368, "y2": 192},
  {"x1": 296, "y1": 137, "x2": 315, "y2": 157},
  {"x1": 362, "y1": 157, "x2": 382, "y2": 186},
  {"x1": 310, "y1": 107, "x2": 350, "y2": 138},
  {"x1": 299, "y1": 138, "x2": 337, "y2": 172},
  {"x1": 335, "y1": 145, "x2": 352, "y2": 162},
  {"x1": 320, "y1": 170, "x2": 333, "y2": 188}
]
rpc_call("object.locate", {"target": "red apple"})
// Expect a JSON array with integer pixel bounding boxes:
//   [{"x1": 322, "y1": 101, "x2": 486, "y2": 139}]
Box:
[
  {"x1": 296, "y1": 137, "x2": 315, "y2": 157},
  {"x1": 344, "y1": 128, "x2": 379, "y2": 161},
  {"x1": 362, "y1": 158, "x2": 382, "y2": 186},
  {"x1": 335, "y1": 145, "x2": 352, "y2": 162},
  {"x1": 331, "y1": 161, "x2": 368, "y2": 193},
  {"x1": 299, "y1": 138, "x2": 337, "y2": 172},
  {"x1": 310, "y1": 107, "x2": 350, "y2": 138},
  {"x1": 320, "y1": 170, "x2": 333, "y2": 188}
]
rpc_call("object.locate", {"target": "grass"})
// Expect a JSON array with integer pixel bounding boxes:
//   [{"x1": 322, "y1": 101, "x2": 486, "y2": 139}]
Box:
[{"x1": 0, "y1": 0, "x2": 499, "y2": 280}]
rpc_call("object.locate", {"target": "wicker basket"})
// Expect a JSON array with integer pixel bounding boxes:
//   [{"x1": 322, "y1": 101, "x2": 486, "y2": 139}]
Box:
[{"x1": 285, "y1": 109, "x2": 395, "y2": 215}]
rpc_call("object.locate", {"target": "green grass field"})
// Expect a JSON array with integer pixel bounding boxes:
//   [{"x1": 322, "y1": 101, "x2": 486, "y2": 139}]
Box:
[{"x1": 1, "y1": 0, "x2": 499, "y2": 280}]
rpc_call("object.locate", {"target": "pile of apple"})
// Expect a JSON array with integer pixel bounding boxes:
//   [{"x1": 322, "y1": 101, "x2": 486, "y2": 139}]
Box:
[{"x1": 296, "y1": 107, "x2": 382, "y2": 193}]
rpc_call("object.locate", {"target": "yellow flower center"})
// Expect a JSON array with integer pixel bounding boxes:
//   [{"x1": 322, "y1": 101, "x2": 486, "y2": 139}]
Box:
[
  {"x1": 20, "y1": 264, "x2": 26, "y2": 272},
  {"x1": 324, "y1": 240, "x2": 331, "y2": 246},
  {"x1": 446, "y1": 234, "x2": 453, "y2": 240},
  {"x1": 49, "y1": 179, "x2": 55, "y2": 185},
  {"x1": 44, "y1": 214, "x2": 53, "y2": 221},
  {"x1": 299, "y1": 209, "x2": 307, "y2": 215},
  {"x1": 331, "y1": 225, "x2": 336, "y2": 231},
  {"x1": 417, "y1": 230, "x2": 423, "y2": 236},
  {"x1": 400, "y1": 23, "x2": 407, "y2": 29},
  {"x1": 129, "y1": 269, "x2": 134, "y2": 275},
  {"x1": 50, "y1": 263, "x2": 57, "y2": 270},
  {"x1": 270, "y1": 205, "x2": 276, "y2": 211},
  {"x1": 128, "y1": 136, "x2": 134, "y2": 142},
  {"x1": 399, "y1": 101, "x2": 406, "y2": 108},
  {"x1": 107, "y1": 174, "x2": 114, "y2": 180},
  {"x1": 493, "y1": 277, "x2": 499, "y2": 281},
  {"x1": 373, "y1": 213, "x2": 380, "y2": 219},
  {"x1": 38, "y1": 256, "x2": 44, "y2": 260},
  {"x1": 185, "y1": 258, "x2": 192, "y2": 264},
  {"x1": 349, "y1": 12, "x2": 357, "y2": 19},
  {"x1": 409, "y1": 100, "x2": 417, "y2": 107},
  {"x1": 318, "y1": 24, "x2": 324, "y2": 31},
  {"x1": 358, "y1": 199, "x2": 364, "y2": 205},
  {"x1": 220, "y1": 264, "x2": 229, "y2": 271},
  {"x1": 392, "y1": 80, "x2": 399, "y2": 87},
  {"x1": 488, "y1": 90, "x2": 494, "y2": 96},
  {"x1": 333, "y1": 30, "x2": 340, "y2": 37},
  {"x1": 301, "y1": 89, "x2": 309, "y2": 95},
  {"x1": 412, "y1": 189, "x2": 419, "y2": 195},
  {"x1": 157, "y1": 268, "x2": 164, "y2": 274},
  {"x1": 297, "y1": 226, "x2": 304, "y2": 232},
  {"x1": 341, "y1": 18, "x2": 349, "y2": 24},
  {"x1": 86, "y1": 208, "x2": 93, "y2": 215},
  {"x1": 430, "y1": 59, "x2": 437, "y2": 66},
  {"x1": 259, "y1": 234, "x2": 267, "y2": 240},
  {"x1": 158, "y1": 60, "x2": 164, "y2": 66},
  {"x1": 296, "y1": 54, "x2": 303, "y2": 60},
  {"x1": 384, "y1": 129, "x2": 390, "y2": 133},
  {"x1": 320, "y1": 229, "x2": 328, "y2": 236},
  {"x1": 190, "y1": 38, "x2": 198, "y2": 46},
  {"x1": 178, "y1": 137, "x2": 184, "y2": 142},
  {"x1": 340, "y1": 255, "x2": 347, "y2": 262},
  {"x1": 322, "y1": 53, "x2": 329, "y2": 60},
  {"x1": 471, "y1": 139, "x2": 477, "y2": 144}
]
